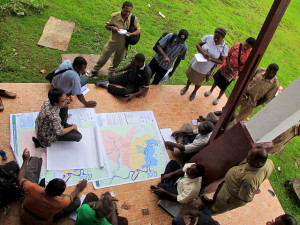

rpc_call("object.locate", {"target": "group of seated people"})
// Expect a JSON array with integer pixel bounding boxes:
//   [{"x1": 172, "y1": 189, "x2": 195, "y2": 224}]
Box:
[
  {"x1": 0, "y1": 148, "x2": 128, "y2": 225},
  {"x1": 1, "y1": 147, "x2": 297, "y2": 225}
]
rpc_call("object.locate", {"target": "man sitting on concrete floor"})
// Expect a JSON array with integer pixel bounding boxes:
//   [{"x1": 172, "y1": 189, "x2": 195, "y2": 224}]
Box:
[
  {"x1": 52, "y1": 56, "x2": 97, "y2": 108},
  {"x1": 0, "y1": 160, "x2": 22, "y2": 211},
  {"x1": 201, "y1": 146, "x2": 274, "y2": 215},
  {"x1": 75, "y1": 192, "x2": 128, "y2": 225},
  {"x1": 165, "y1": 121, "x2": 214, "y2": 160},
  {"x1": 95, "y1": 53, "x2": 151, "y2": 102},
  {"x1": 150, "y1": 160, "x2": 205, "y2": 204},
  {"x1": 32, "y1": 88, "x2": 82, "y2": 148},
  {"x1": 266, "y1": 214, "x2": 297, "y2": 225},
  {"x1": 150, "y1": 29, "x2": 188, "y2": 84},
  {"x1": 0, "y1": 89, "x2": 16, "y2": 112},
  {"x1": 18, "y1": 148, "x2": 87, "y2": 224}
]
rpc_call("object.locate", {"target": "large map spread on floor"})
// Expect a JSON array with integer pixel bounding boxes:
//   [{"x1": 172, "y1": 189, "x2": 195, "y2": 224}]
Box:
[{"x1": 10, "y1": 110, "x2": 169, "y2": 187}]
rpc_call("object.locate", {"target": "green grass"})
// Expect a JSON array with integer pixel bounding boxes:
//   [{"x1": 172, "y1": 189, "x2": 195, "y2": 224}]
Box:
[{"x1": 0, "y1": 0, "x2": 299, "y2": 221}]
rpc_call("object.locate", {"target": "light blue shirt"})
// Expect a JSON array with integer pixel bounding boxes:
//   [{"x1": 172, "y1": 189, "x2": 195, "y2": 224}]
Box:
[{"x1": 52, "y1": 60, "x2": 82, "y2": 96}]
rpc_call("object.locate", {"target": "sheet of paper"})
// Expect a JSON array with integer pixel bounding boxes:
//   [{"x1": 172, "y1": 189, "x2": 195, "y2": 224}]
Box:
[
  {"x1": 159, "y1": 68, "x2": 172, "y2": 83},
  {"x1": 69, "y1": 194, "x2": 86, "y2": 221},
  {"x1": 98, "y1": 111, "x2": 156, "y2": 126},
  {"x1": 81, "y1": 85, "x2": 90, "y2": 95},
  {"x1": 47, "y1": 127, "x2": 102, "y2": 170},
  {"x1": 192, "y1": 120, "x2": 198, "y2": 126},
  {"x1": 160, "y1": 128, "x2": 176, "y2": 143},
  {"x1": 195, "y1": 53, "x2": 207, "y2": 62},
  {"x1": 67, "y1": 108, "x2": 96, "y2": 124}
]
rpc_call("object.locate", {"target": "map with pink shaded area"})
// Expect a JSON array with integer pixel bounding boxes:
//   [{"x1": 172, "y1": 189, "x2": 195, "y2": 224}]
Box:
[{"x1": 101, "y1": 126, "x2": 135, "y2": 167}]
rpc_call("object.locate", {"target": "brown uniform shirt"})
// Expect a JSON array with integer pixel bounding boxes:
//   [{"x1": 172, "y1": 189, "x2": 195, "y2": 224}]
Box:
[
  {"x1": 224, "y1": 159, "x2": 274, "y2": 202},
  {"x1": 106, "y1": 12, "x2": 140, "y2": 48},
  {"x1": 268, "y1": 122, "x2": 300, "y2": 154},
  {"x1": 246, "y1": 68, "x2": 279, "y2": 106}
]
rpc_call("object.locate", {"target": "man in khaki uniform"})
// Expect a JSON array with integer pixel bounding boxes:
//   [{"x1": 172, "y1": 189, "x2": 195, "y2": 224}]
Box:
[
  {"x1": 91, "y1": 1, "x2": 141, "y2": 76},
  {"x1": 202, "y1": 146, "x2": 274, "y2": 215},
  {"x1": 236, "y1": 63, "x2": 279, "y2": 122},
  {"x1": 267, "y1": 122, "x2": 299, "y2": 154}
]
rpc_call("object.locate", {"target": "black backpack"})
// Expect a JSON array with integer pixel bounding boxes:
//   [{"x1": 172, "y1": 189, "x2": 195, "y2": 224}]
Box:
[
  {"x1": 125, "y1": 15, "x2": 140, "y2": 48},
  {"x1": 0, "y1": 177, "x2": 22, "y2": 207},
  {"x1": 153, "y1": 33, "x2": 177, "y2": 53},
  {"x1": 45, "y1": 68, "x2": 72, "y2": 83}
]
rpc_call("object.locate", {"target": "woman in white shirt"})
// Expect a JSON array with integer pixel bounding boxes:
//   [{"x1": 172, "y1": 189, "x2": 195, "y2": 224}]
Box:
[{"x1": 181, "y1": 28, "x2": 228, "y2": 101}]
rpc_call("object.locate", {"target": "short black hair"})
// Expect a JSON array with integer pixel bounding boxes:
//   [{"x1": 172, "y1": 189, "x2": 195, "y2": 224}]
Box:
[
  {"x1": 254, "y1": 146, "x2": 268, "y2": 166},
  {"x1": 48, "y1": 88, "x2": 65, "y2": 105},
  {"x1": 268, "y1": 63, "x2": 279, "y2": 74},
  {"x1": 0, "y1": 161, "x2": 19, "y2": 180},
  {"x1": 73, "y1": 56, "x2": 87, "y2": 69},
  {"x1": 281, "y1": 214, "x2": 297, "y2": 225},
  {"x1": 45, "y1": 178, "x2": 66, "y2": 197},
  {"x1": 246, "y1": 37, "x2": 256, "y2": 46},
  {"x1": 122, "y1": 1, "x2": 133, "y2": 8},
  {"x1": 195, "y1": 164, "x2": 205, "y2": 177},
  {"x1": 135, "y1": 53, "x2": 145, "y2": 63}
]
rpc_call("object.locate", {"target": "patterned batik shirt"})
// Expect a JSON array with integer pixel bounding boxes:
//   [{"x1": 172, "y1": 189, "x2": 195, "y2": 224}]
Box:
[{"x1": 35, "y1": 99, "x2": 63, "y2": 147}]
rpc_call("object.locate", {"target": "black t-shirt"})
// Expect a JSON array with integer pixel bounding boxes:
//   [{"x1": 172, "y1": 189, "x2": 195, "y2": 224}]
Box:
[{"x1": 127, "y1": 63, "x2": 152, "y2": 88}]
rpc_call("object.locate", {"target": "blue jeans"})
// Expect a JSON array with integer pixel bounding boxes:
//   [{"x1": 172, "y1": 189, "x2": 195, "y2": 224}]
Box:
[{"x1": 80, "y1": 76, "x2": 88, "y2": 87}]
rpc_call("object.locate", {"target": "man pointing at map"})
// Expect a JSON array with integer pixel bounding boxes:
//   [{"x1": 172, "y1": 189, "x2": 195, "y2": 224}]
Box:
[{"x1": 95, "y1": 53, "x2": 152, "y2": 102}]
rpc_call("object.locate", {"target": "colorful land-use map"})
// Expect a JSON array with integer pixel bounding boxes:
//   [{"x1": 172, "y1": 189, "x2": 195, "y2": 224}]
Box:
[
  {"x1": 94, "y1": 111, "x2": 169, "y2": 189},
  {"x1": 10, "y1": 110, "x2": 169, "y2": 188}
]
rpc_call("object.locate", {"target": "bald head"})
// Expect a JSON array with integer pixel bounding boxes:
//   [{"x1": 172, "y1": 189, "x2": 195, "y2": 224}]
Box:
[{"x1": 247, "y1": 146, "x2": 268, "y2": 168}]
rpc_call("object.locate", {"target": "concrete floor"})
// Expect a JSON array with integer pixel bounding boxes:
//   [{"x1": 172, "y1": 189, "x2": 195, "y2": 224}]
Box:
[{"x1": 0, "y1": 83, "x2": 284, "y2": 225}]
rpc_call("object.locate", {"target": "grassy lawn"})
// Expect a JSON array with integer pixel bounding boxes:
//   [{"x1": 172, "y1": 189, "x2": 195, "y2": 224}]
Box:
[{"x1": 0, "y1": 0, "x2": 299, "y2": 222}]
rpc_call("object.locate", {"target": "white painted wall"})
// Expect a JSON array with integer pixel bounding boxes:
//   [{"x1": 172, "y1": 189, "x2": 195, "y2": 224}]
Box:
[{"x1": 246, "y1": 76, "x2": 300, "y2": 143}]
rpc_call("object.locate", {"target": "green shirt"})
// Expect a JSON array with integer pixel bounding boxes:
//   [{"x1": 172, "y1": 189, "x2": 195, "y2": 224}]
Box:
[{"x1": 74, "y1": 204, "x2": 111, "y2": 225}]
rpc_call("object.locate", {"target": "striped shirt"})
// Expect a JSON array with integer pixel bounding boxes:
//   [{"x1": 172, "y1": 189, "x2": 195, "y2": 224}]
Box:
[{"x1": 154, "y1": 33, "x2": 187, "y2": 70}]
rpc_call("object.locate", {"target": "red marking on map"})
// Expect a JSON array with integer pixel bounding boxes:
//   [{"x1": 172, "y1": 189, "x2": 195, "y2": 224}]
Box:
[{"x1": 101, "y1": 126, "x2": 135, "y2": 167}]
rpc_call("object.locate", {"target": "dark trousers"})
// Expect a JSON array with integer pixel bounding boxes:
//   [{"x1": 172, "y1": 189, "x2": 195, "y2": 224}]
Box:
[
  {"x1": 149, "y1": 58, "x2": 168, "y2": 85},
  {"x1": 107, "y1": 72, "x2": 138, "y2": 96},
  {"x1": 182, "y1": 134, "x2": 197, "y2": 145},
  {"x1": 157, "y1": 160, "x2": 181, "y2": 201},
  {"x1": 24, "y1": 157, "x2": 80, "y2": 222},
  {"x1": 58, "y1": 106, "x2": 82, "y2": 142},
  {"x1": 83, "y1": 192, "x2": 128, "y2": 225}
]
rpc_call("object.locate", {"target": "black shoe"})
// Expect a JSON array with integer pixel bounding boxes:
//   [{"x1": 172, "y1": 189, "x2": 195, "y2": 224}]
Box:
[
  {"x1": 32, "y1": 137, "x2": 44, "y2": 148},
  {"x1": 201, "y1": 195, "x2": 214, "y2": 206},
  {"x1": 214, "y1": 111, "x2": 222, "y2": 116}
]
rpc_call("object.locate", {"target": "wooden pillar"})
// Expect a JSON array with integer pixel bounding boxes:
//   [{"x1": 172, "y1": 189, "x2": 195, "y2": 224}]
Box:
[{"x1": 209, "y1": 0, "x2": 291, "y2": 142}]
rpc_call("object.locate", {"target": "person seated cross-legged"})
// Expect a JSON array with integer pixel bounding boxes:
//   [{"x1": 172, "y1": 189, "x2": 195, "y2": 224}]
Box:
[
  {"x1": 151, "y1": 160, "x2": 205, "y2": 204},
  {"x1": 32, "y1": 88, "x2": 82, "y2": 148}
]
